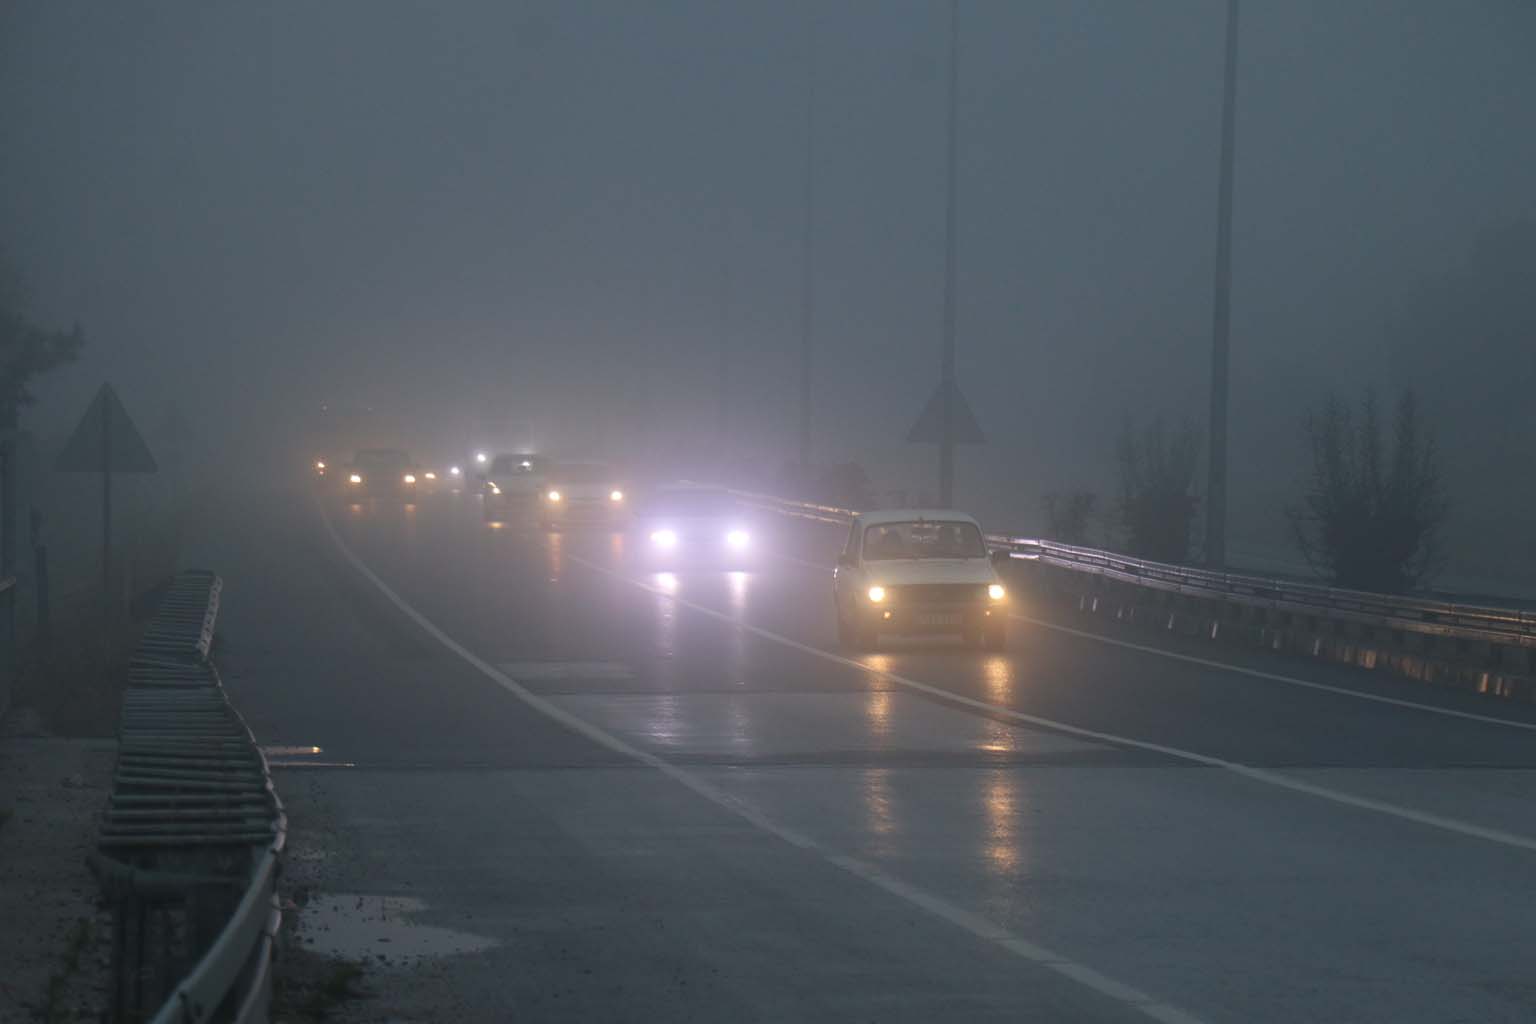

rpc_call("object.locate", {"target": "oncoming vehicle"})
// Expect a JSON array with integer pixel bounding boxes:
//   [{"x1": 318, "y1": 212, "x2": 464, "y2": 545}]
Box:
[
  {"x1": 482, "y1": 454, "x2": 551, "y2": 522},
  {"x1": 539, "y1": 461, "x2": 626, "y2": 528},
  {"x1": 343, "y1": 448, "x2": 420, "y2": 501},
  {"x1": 833, "y1": 510, "x2": 1008, "y2": 651},
  {"x1": 634, "y1": 486, "x2": 755, "y2": 565}
]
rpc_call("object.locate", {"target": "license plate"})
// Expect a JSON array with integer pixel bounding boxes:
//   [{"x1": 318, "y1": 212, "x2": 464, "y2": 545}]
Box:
[{"x1": 916, "y1": 612, "x2": 962, "y2": 627}]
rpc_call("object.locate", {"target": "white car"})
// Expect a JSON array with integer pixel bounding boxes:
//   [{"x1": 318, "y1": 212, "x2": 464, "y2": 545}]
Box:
[{"x1": 833, "y1": 510, "x2": 1008, "y2": 651}]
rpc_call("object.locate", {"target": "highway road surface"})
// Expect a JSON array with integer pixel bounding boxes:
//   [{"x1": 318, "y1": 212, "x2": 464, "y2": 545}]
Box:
[{"x1": 183, "y1": 486, "x2": 1536, "y2": 1022}]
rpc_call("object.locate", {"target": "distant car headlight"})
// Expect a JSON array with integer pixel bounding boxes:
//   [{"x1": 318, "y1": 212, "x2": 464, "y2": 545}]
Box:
[
  {"x1": 650, "y1": 529, "x2": 678, "y2": 549},
  {"x1": 988, "y1": 584, "x2": 1006, "y2": 601},
  {"x1": 546, "y1": 490, "x2": 562, "y2": 503},
  {"x1": 521, "y1": 460, "x2": 532, "y2": 469},
  {"x1": 348, "y1": 473, "x2": 362, "y2": 485},
  {"x1": 315, "y1": 460, "x2": 326, "y2": 471},
  {"x1": 489, "y1": 484, "x2": 501, "y2": 495},
  {"x1": 610, "y1": 489, "x2": 624, "y2": 502},
  {"x1": 450, "y1": 465, "x2": 461, "y2": 476},
  {"x1": 403, "y1": 474, "x2": 417, "y2": 484},
  {"x1": 424, "y1": 471, "x2": 436, "y2": 480},
  {"x1": 867, "y1": 585, "x2": 886, "y2": 603},
  {"x1": 726, "y1": 529, "x2": 750, "y2": 550},
  {"x1": 475, "y1": 452, "x2": 488, "y2": 464}
]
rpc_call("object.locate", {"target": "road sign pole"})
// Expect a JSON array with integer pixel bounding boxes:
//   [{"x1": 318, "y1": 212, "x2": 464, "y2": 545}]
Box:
[
  {"x1": 797, "y1": 2, "x2": 817, "y2": 472},
  {"x1": 102, "y1": 393, "x2": 112, "y2": 598},
  {"x1": 54, "y1": 383, "x2": 156, "y2": 613},
  {"x1": 1205, "y1": 0, "x2": 1239, "y2": 570}
]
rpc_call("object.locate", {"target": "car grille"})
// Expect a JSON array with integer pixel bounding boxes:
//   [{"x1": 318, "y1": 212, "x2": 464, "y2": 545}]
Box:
[{"x1": 889, "y1": 584, "x2": 987, "y2": 606}]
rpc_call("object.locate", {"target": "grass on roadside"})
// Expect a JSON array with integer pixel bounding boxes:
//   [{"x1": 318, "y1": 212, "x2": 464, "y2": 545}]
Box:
[{"x1": 10, "y1": 587, "x2": 164, "y2": 737}]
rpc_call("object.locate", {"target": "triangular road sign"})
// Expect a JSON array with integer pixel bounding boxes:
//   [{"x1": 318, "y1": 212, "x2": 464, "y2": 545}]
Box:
[
  {"x1": 56, "y1": 383, "x2": 158, "y2": 473},
  {"x1": 906, "y1": 379, "x2": 985, "y2": 444}
]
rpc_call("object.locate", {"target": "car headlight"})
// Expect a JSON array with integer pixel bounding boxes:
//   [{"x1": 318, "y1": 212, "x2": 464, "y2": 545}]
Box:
[
  {"x1": 403, "y1": 474, "x2": 417, "y2": 484},
  {"x1": 546, "y1": 490, "x2": 562, "y2": 502},
  {"x1": 988, "y1": 583, "x2": 1006, "y2": 601},
  {"x1": 475, "y1": 452, "x2": 488, "y2": 464},
  {"x1": 610, "y1": 489, "x2": 624, "y2": 503},
  {"x1": 650, "y1": 529, "x2": 678, "y2": 549},
  {"x1": 424, "y1": 471, "x2": 436, "y2": 480},
  {"x1": 489, "y1": 484, "x2": 501, "y2": 495},
  {"x1": 450, "y1": 465, "x2": 461, "y2": 476},
  {"x1": 867, "y1": 585, "x2": 886, "y2": 603},
  {"x1": 726, "y1": 529, "x2": 750, "y2": 549},
  {"x1": 521, "y1": 460, "x2": 532, "y2": 469},
  {"x1": 315, "y1": 460, "x2": 326, "y2": 471}
]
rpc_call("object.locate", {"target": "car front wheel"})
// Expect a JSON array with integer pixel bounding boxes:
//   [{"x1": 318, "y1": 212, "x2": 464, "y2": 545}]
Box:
[{"x1": 836, "y1": 605, "x2": 877, "y2": 652}]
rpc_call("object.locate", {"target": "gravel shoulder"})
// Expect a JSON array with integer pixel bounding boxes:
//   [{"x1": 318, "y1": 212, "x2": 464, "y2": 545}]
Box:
[{"x1": 0, "y1": 729, "x2": 117, "y2": 1022}]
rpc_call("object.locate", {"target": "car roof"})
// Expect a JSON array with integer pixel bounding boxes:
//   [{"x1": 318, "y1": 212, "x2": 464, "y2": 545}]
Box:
[{"x1": 855, "y1": 508, "x2": 983, "y2": 528}]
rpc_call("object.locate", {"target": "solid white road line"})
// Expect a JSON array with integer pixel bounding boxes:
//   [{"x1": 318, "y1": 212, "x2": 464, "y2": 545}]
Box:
[
  {"x1": 317, "y1": 500, "x2": 1208, "y2": 1024},
  {"x1": 769, "y1": 549, "x2": 1536, "y2": 735},
  {"x1": 568, "y1": 550, "x2": 1536, "y2": 856}
]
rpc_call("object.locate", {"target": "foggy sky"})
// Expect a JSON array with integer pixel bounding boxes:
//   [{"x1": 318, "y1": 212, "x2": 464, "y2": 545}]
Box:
[{"x1": 2, "y1": 1, "x2": 1533, "y2": 584}]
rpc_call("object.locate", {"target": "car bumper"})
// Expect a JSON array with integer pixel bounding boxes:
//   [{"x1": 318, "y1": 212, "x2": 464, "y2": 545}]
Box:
[
  {"x1": 644, "y1": 544, "x2": 755, "y2": 567},
  {"x1": 543, "y1": 500, "x2": 624, "y2": 522},
  {"x1": 859, "y1": 604, "x2": 1000, "y2": 635},
  {"x1": 345, "y1": 484, "x2": 418, "y2": 500}
]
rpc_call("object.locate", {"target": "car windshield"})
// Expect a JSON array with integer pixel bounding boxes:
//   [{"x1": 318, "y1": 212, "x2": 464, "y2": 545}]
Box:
[
  {"x1": 551, "y1": 463, "x2": 613, "y2": 483},
  {"x1": 354, "y1": 450, "x2": 409, "y2": 470},
  {"x1": 642, "y1": 489, "x2": 737, "y2": 516},
  {"x1": 862, "y1": 521, "x2": 987, "y2": 560},
  {"x1": 490, "y1": 455, "x2": 545, "y2": 474}
]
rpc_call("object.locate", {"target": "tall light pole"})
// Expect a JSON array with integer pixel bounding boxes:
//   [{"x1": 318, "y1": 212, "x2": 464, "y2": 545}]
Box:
[
  {"x1": 797, "y1": 2, "x2": 817, "y2": 471},
  {"x1": 1205, "y1": 0, "x2": 1239, "y2": 570},
  {"x1": 717, "y1": 207, "x2": 733, "y2": 465},
  {"x1": 938, "y1": 0, "x2": 960, "y2": 507}
]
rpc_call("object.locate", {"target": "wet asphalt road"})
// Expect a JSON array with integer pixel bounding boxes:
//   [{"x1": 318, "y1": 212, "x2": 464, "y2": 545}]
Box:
[{"x1": 186, "y1": 486, "x2": 1536, "y2": 1023}]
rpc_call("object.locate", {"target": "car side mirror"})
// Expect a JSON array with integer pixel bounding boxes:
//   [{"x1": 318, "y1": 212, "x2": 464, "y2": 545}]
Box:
[
  {"x1": 990, "y1": 550, "x2": 1011, "y2": 568},
  {"x1": 837, "y1": 552, "x2": 857, "y2": 568}
]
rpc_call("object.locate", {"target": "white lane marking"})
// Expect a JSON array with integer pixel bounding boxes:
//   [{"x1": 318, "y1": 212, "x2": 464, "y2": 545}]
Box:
[
  {"x1": 768, "y1": 550, "x2": 1536, "y2": 735},
  {"x1": 499, "y1": 661, "x2": 634, "y2": 681},
  {"x1": 566, "y1": 551, "x2": 1536, "y2": 856},
  {"x1": 316, "y1": 501, "x2": 1209, "y2": 1024}
]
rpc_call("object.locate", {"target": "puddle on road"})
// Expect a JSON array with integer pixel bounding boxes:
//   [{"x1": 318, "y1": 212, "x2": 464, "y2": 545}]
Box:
[{"x1": 297, "y1": 892, "x2": 498, "y2": 964}]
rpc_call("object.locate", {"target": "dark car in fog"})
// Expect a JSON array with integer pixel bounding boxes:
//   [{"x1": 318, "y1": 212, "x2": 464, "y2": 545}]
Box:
[
  {"x1": 343, "y1": 448, "x2": 419, "y2": 501},
  {"x1": 482, "y1": 453, "x2": 552, "y2": 522},
  {"x1": 633, "y1": 485, "x2": 757, "y2": 566},
  {"x1": 537, "y1": 461, "x2": 628, "y2": 528}
]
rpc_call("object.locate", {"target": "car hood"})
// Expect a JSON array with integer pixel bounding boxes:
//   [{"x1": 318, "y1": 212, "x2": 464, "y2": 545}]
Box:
[
  {"x1": 866, "y1": 558, "x2": 998, "y2": 585},
  {"x1": 552, "y1": 481, "x2": 618, "y2": 499}
]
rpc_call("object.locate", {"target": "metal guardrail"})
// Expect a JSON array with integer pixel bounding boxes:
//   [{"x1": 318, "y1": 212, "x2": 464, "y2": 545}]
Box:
[
  {"x1": 91, "y1": 571, "x2": 286, "y2": 1024},
  {"x1": 725, "y1": 488, "x2": 1536, "y2": 650},
  {"x1": 993, "y1": 537, "x2": 1536, "y2": 650}
]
